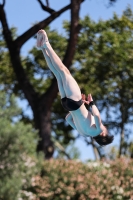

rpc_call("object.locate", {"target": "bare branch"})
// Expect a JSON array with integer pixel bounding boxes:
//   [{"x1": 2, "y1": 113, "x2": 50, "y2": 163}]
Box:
[
  {"x1": 15, "y1": 3, "x2": 71, "y2": 49},
  {"x1": 37, "y1": 0, "x2": 55, "y2": 14},
  {"x1": 0, "y1": 0, "x2": 5, "y2": 7},
  {"x1": 109, "y1": 0, "x2": 117, "y2": 4},
  {"x1": 63, "y1": 0, "x2": 85, "y2": 68},
  {"x1": 46, "y1": 0, "x2": 49, "y2": 7}
]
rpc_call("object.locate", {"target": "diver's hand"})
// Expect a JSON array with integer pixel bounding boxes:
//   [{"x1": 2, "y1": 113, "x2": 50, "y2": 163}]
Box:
[{"x1": 82, "y1": 94, "x2": 93, "y2": 105}]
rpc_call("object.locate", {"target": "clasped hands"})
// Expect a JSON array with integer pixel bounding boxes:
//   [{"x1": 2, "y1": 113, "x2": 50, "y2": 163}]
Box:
[{"x1": 82, "y1": 93, "x2": 93, "y2": 105}]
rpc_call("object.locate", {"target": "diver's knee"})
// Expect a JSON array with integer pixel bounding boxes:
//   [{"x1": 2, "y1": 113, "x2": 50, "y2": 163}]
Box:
[{"x1": 59, "y1": 65, "x2": 70, "y2": 76}]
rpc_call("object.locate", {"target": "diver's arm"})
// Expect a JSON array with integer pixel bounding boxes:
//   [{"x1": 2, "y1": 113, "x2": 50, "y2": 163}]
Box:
[
  {"x1": 82, "y1": 93, "x2": 102, "y2": 131},
  {"x1": 91, "y1": 104, "x2": 102, "y2": 131},
  {"x1": 65, "y1": 113, "x2": 77, "y2": 130}
]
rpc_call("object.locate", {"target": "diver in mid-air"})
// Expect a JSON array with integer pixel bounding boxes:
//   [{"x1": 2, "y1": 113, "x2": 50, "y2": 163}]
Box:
[{"x1": 36, "y1": 29, "x2": 114, "y2": 146}]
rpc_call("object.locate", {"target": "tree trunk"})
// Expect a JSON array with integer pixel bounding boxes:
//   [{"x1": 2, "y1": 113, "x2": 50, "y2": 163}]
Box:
[{"x1": 35, "y1": 109, "x2": 54, "y2": 159}]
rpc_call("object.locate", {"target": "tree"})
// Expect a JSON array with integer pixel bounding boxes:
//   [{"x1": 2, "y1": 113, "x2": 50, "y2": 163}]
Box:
[
  {"x1": 74, "y1": 7, "x2": 133, "y2": 158},
  {"x1": 0, "y1": 91, "x2": 41, "y2": 200}
]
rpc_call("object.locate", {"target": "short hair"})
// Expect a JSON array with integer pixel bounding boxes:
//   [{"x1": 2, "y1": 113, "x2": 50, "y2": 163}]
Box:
[{"x1": 93, "y1": 134, "x2": 114, "y2": 146}]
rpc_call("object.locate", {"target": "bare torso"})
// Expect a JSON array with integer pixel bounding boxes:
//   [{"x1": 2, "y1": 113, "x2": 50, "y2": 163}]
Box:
[{"x1": 70, "y1": 104, "x2": 100, "y2": 137}]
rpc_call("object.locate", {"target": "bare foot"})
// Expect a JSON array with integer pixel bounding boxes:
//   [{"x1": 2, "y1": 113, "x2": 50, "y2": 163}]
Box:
[{"x1": 36, "y1": 29, "x2": 48, "y2": 48}]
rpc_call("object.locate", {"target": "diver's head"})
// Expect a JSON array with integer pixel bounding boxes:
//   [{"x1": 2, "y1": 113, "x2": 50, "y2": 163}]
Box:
[{"x1": 93, "y1": 125, "x2": 114, "y2": 146}]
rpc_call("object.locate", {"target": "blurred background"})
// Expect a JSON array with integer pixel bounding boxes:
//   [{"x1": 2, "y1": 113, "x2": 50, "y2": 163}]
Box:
[{"x1": 0, "y1": 0, "x2": 133, "y2": 199}]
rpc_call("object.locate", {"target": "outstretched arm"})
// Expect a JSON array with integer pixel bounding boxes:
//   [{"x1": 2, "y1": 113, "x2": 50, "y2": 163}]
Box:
[{"x1": 65, "y1": 113, "x2": 77, "y2": 130}]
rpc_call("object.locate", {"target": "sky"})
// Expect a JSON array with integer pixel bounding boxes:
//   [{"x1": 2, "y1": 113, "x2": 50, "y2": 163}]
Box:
[{"x1": 3, "y1": 0, "x2": 133, "y2": 161}]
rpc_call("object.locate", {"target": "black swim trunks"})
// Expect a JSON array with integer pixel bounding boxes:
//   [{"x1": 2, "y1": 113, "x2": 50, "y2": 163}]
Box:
[{"x1": 61, "y1": 97, "x2": 83, "y2": 111}]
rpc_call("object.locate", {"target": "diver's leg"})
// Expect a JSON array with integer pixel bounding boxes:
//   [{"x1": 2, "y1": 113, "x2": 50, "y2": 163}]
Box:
[
  {"x1": 41, "y1": 49, "x2": 66, "y2": 98},
  {"x1": 37, "y1": 30, "x2": 82, "y2": 101},
  {"x1": 37, "y1": 29, "x2": 70, "y2": 74}
]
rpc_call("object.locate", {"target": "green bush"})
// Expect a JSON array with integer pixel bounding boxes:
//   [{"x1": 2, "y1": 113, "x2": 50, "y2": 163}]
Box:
[{"x1": 0, "y1": 92, "x2": 41, "y2": 200}]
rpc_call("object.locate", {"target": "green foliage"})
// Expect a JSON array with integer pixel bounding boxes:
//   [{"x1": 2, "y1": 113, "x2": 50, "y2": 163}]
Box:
[
  {"x1": 27, "y1": 158, "x2": 133, "y2": 200},
  {"x1": 0, "y1": 29, "x2": 16, "y2": 90},
  {"x1": 0, "y1": 91, "x2": 41, "y2": 200},
  {"x1": 75, "y1": 7, "x2": 133, "y2": 100},
  {"x1": 73, "y1": 7, "x2": 133, "y2": 155}
]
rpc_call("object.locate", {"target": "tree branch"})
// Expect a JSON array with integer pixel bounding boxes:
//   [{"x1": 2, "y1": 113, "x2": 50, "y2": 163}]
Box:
[
  {"x1": 0, "y1": 5, "x2": 38, "y2": 108},
  {"x1": 63, "y1": 0, "x2": 85, "y2": 68},
  {"x1": 109, "y1": 0, "x2": 117, "y2": 5},
  {"x1": 37, "y1": 0, "x2": 55, "y2": 14},
  {"x1": 0, "y1": 0, "x2": 5, "y2": 7},
  {"x1": 15, "y1": 3, "x2": 71, "y2": 49},
  {"x1": 45, "y1": 0, "x2": 49, "y2": 7}
]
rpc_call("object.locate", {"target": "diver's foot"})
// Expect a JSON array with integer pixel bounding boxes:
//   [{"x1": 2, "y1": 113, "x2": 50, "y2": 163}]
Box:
[{"x1": 36, "y1": 29, "x2": 49, "y2": 49}]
